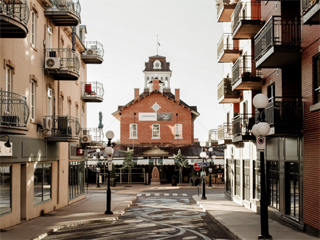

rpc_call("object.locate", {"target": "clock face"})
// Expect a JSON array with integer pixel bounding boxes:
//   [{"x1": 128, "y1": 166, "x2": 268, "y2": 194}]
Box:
[{"x1": 155, "y1": 62, "x2": 160, "y2": 67}]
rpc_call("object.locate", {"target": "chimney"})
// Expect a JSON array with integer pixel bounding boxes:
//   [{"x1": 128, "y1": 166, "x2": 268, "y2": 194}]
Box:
[
  {"x1": 134, "y1": 88, "x2": 139, "y2": 101},
  {"x1": 175, "y1": 89, "x2": 180, "y2": 103},
  {"x1": 153, "y1": 80, "x2": 159, "y2": 91}
]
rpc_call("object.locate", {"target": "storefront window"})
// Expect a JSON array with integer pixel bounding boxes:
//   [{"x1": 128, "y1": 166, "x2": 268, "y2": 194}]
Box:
[
  {"x1": 285, "y1": 162, "x2": 300, "y2": 219},
  {"x1": 0, "y1": 165, "x2": 11, "y2": 215},
  {"x1": 69, "y1": 161, "x2": 85, "y2": 200},
  {"x1": 267, "y1": 161, "x2": 280, "y2": 209},
  {"x1": 243, "y1": 160, "x2": 250, "y2": 201},
  {"x1": 34, "y1": 163, "x2": 52, "y2": 205}
]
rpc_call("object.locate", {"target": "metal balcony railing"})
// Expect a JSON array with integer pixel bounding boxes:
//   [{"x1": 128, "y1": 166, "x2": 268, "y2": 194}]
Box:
[
  {"x1": 231, "y1": 1, "x2": 261, "y2": 34},
  {"x1": 83, "y1": 41, "x2": 104, "y2": 58},
  {"x1": 255, "y1": 16, "x2": 301, "y2": 63},
  {"x1": 218, "y1": 123, "x2": 233, "y2": 140},
  {"x1": 0, "y1": 0, "x2": 30, "y2": 25},
  {"x1": 255, "y1": 97, "x2": 303, "y2": 133},
  {"x1": 43, "y1": 115, "x2": 80, "y2": 138},
  {"x1": 45, "y1": 48, "x2": 80, "y2": 74},
  {"x1": 216, "y1": 0, "x2": 236, "y2": 18},
  {"x1": 232, "y1": 55, "x2": 262, "y2": 86},
  {"x1": 217, "y1": 78, "x2": 239, "y2": 100},
  {"x1": 0, "y1": 89, "x2": 29, "y2": 127},
  {"x1": 82, "y1": 128, "x2": 104, "y2": 143},
  {"x1": 302, "y1": 0, "x2": 319, "y2": 14},
  {"x1": 82, "y1": 82, "x2": 104, "y2": 99},
  {"x1": 51, "y1": 0, "x2": 81, "y2": 19},
  {"x1": 232, "y1": 113, "x2": 255, "y2": 137},
  {"x1": 217, "y1": 33, "x2": 239, "y2": 59}
]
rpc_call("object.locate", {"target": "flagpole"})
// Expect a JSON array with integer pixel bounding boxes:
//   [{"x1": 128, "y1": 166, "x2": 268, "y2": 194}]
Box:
[{"x1": 157, "y1": 35, "x2": 158, "y2": 55}]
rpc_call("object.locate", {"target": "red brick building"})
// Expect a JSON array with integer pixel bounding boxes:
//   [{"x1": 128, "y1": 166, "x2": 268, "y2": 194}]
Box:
[{"x1": 109, "y1": 55, "x2": 224, "y2": 184}]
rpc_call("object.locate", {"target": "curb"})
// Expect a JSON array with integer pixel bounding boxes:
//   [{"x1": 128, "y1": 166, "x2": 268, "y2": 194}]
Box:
[{"x1": 33, "y1": 196, "x2": 137, "y2": 240}]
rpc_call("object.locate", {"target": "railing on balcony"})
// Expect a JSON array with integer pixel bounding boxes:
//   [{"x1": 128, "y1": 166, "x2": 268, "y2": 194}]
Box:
[
  {"x1": 51, "y1": 0, "x2": 81, "y2": 19},
  {"x1": 82, "y1": 128, "x2": 104, "y2": 143},
  {"x1": 232, "y1": 113, "x2": 255, "y2": 137},
  {"x1": 43, "y1": 115, "x2": 80, "y2": 138},
  {"x1": 83, "y1": 41, "x2": 104, "y2": 59},
  {"x1": 217, "y1": 33, "x2": 240, "y2": 59},
  {"x1": 302, "y1": 0, "x2": 319, "y2": 14},
  {"x1": 0, "y1": 0, "x2": 30, "y2": 25},
  {"x1": 232, "y1": 55, "x2": 262, "y2": 86},
  {"x1": 255, "y1": 16, "x2": 301, "y2": 63},
  {"x1": 0, "y1": 89, "x2": 29, "y2": 127},
  {"x1": 255, "y1": 97, "x2": 303, "y2": 134},
  {"x1": 216, "y1": 0, "x2": 237, "y2": 20},
  {"x1": 218, "y1": 78, "x2": 239, "y2": 100},
  {"x1": 82, "y1": 81, "x2": 104, "y2": 99},
  {"x1": 231, "y1": 1, "x2": 261, "y2": 33},
  {"x1": 218, "y1": 123, "x2": 233, "y2": 141},
  {"x1": 44, "y1": 48, "x2": 80, "y2": 73}
]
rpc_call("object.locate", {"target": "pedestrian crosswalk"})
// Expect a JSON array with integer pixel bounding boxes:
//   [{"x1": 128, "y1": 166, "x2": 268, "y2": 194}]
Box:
[{"x1": 137, "y1": 193, "x2": 188, "y2": 197}]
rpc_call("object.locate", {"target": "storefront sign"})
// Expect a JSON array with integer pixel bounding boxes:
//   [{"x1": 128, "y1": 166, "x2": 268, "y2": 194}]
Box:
[{"x1": 139, "y1": 113, "x2": 173, "y2": 121}]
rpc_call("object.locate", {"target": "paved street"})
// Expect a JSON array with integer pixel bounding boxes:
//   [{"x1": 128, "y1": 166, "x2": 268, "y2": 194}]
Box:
[{"x1": 43, "y1": 189, "x2": 232, "y2": 240}]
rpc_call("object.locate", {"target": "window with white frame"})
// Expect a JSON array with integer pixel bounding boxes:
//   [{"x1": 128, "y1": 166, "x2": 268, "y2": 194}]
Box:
[
  {"x1": 152, "y1": 124, "x2": 160, "y2": 138},
  {"x1": 174, "y1": 124, "x2": 183, "y2": 138},
  {"x1": 5, "y1": 66, "x2": 12, "y2": 113},
  {"x1": 30, "y1": 81, "x2": 36, "y2": 120},
  {"x1": 130, "y1": 124, "x2": 137, "y2": 139},
  {"x1": 31, "y1": 10, "x2": 37, "y2": 46}
]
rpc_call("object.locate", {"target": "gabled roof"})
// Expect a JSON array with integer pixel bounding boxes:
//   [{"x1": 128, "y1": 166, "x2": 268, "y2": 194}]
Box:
[{"x1": 112, "y1": 90, "x2": 199, "y2": 120}]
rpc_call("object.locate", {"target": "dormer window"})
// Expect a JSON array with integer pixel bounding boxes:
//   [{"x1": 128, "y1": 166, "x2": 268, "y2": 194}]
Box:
[{"x1": 153, "y1": 60, "x2": 161, "y2": 69}]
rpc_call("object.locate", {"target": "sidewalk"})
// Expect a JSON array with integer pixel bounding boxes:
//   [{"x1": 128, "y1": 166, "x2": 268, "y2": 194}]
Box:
[{"x1": 0, "y1": 184, "x2": 317, "y2": 240}]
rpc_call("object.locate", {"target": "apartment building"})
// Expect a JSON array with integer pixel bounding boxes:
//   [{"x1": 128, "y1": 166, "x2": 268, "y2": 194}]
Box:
[
  {"x1": 0, "y1": 0, "x2": 104, "y2": 229},
  {"x1": 216, "y1": 0, "x2": 319, "y2": 236}
]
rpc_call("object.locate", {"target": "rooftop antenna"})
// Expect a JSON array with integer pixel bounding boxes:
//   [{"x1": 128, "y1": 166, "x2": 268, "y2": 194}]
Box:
[{"x1": 157, "y1": 35, "x2": 160, "y2": 55}]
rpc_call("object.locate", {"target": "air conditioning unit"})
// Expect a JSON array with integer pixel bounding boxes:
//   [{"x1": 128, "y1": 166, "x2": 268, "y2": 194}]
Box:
[
  {"x1": 81, "y1": 135, "x2": 92, "y2": 144},
  {"x1": 43, "y1": 118, "x2": 52, "y2": 129},
  {"x1": 87, "y1": 49, "x2": 97, "y2": 55},
  {"x1": 45, "y1": 57, "x2": 61, "y2": 69}
]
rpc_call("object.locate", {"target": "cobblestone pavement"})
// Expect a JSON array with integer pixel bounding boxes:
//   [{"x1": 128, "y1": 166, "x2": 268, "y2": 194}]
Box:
[{"x1": 43, "y1": 189, "x2": 232, "y2": 240}]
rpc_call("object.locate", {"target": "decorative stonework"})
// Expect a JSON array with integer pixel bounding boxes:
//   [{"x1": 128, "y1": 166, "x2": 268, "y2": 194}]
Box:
[{"x1": 151, "y1": 102, "x2": 161, "y2": 112}]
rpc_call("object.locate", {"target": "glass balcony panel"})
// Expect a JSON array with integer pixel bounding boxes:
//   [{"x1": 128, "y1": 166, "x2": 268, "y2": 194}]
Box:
[
  {"x1": 0, "y1": 89, "x2": 29, "y2": 129},
  {"x1": 217, "y1": 78, "x2": 240, "y2": 103},
  {"x1": 0, "y1": 0, "x2": 29, "y2": 38},
  {"x1": 255, "y1": 16, "x2": 301, "y2": 68},
  {"x1": 217, "y1": 0, "x2": 237, "y2": 22},
  {"x1": 217, "y1": 33, "x2": 242, "y2": 63},
  {"x1": 81, "y1": 82, "x2": 104, "y2": 102}
]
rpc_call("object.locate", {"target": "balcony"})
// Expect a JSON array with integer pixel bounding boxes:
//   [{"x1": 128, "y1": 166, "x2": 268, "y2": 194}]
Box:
[
  {"x1": 231, "y1": 1, "x2": 263, "y2": 39},
  {"x1": 0, "y1": 89, "x2": 29, "y2": 135},
  {"x1": 44, "y1": 0, "x2": 81, "y2": 26},
  {"x1": 232, "y1": 113, "x2": 255, "y2": 142},
  {"x1": 218, "y1": 123, "x2": 233, "y2": 145},
  {"x1": 44, "y1": 48, "x2": 80, "y2": 80},
  {"x1": 43, "y1": 116, "x2": 80, "y2": 142},
  {"x1": 81, "y1": 82, "x2": 104, "y2": 102},
  {"x1": 255, "y1": 16, "x2": 301, "y2": 68},
  {"x1": 232, "y1": 55, "x2": 262, "y2": 90},
  {"x1": 217, "y1": 34, "x2": 242, "y2": 63},
  {"x1": 302, "y1": 0, "x2": 320, "y2": 25},
  {"x1": 0, "y1": 0, "x2": 29, "y2": 38},
  {"x1": 256, "y1": 97, "x2": 303, "y2": 136},
  {"x1": 81, "y1": 128, "x2": 104, "y2": 146},
  {"x1": 217, "y1": 78, "x2": 240, "y2": 103},
  {"x1": 217, "y1": 0, "x2": 237, "y2": 22},
  {"x1": 81, "y1": 41, "x2": 104, "y2": 64}
]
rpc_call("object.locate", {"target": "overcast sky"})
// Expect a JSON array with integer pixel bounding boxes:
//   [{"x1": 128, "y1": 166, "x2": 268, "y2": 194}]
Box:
[{"x1": 80, "y1": 0, "x2": 225, "y2": 142}]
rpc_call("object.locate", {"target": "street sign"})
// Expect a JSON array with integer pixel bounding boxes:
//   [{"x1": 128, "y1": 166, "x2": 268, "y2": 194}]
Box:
[
  {"x1": 257, "y1": 137, "x2": 266, "y2": 151},
  {"x1": 198, "y1": 162, "x2": 210, "y2": 167},
  {"x1": 108, "y1": 161, "x2": 112, "y2": 171},
  {"x1": 193, "y1": 163, "x2": 201, "y2": 171}
]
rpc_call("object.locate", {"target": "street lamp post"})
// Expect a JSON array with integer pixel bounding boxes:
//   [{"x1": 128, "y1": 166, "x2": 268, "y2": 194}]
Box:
[
  {"x1": 199, "y1": 141, "x2": 207, "y2": 200},
  {"x1": 252, "y1": 94, "x2": 272, "y2": 240},
  {"x1": 207, "y1": 147, "x2": 216, "y2": 187},
  {"x1": 95, "y1": 148, "x2": 101, "y2": 188},
  {"x1": 104, "y1": 130, "x2": 114, "y2": 215}
]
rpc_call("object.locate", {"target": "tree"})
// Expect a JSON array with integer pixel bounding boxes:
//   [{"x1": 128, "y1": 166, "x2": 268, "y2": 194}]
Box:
[
  {"x1": 173, "y1": 149, "x2": 189, "y2": 184},
  {"x1": 120, "y1": 147, "x2": 135, "y2": 185}
]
